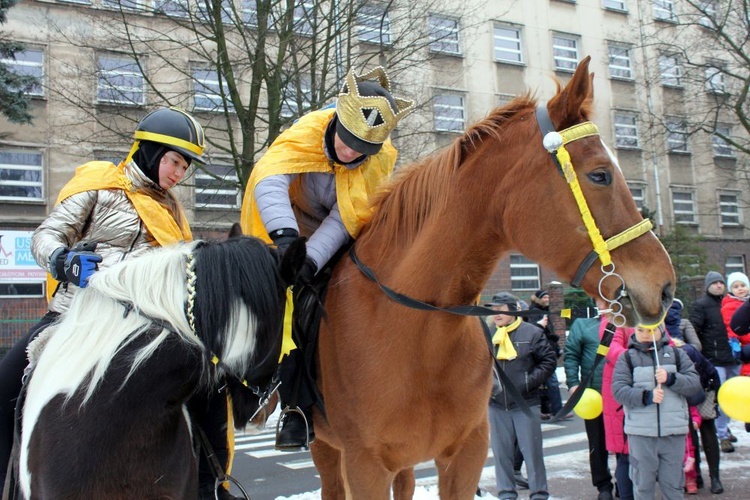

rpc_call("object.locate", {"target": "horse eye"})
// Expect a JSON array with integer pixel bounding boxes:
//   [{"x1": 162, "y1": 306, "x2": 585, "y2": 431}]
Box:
[{"x1": 587, "y1": 170, "x2": 611, "y2": 186}]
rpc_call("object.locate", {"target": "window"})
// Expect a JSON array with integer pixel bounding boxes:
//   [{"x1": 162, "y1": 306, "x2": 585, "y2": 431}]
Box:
[
  {"x1": 671, "y1": 189, "x2": 696, "y2": 224},
  {"x1": 0, "y1": 282, "x2": 44, "y2": 298},
  {"x1": 0, "y1": 150, "x2": 43, "y2": 201},
  {"x1": 428, "y1": 15, "x2": 460, "y2": 55},
  {"x1": 552, "y1": 34, "x2": 579, "y2": 72},
  {"x1": 493, "y1": 25, "x2": 523, "y2": 64},
  {"x1": 193, "y1": 68, "x2": 233, "y2": 113},
  {"x1": 712, "y1": 124, "x2": 733, "y2": 158},
  {"x1": 627, "y1": 182, "x2": 646, "y2": 209},
  {"x1": 195, "y1": 161, "x2": 240, "y2": 209},
  {"x1": 718, "y1": 191, "x2": 740, "y2": 226},
  {"x1": 358, "y1": 4, "x2": 391, "y2": 45},
  {"x1": 102, "y1": 0, "x2": 141, "y2": 11},
  {"x1": 603, "y1": 0, "x2": 627, "y2": 11},
  {"x1": 705, "y1": 65, "x2": 725, "y2": 94},
  {"x1": 197, "y1": 0, "x2": 233, "y2": 24},
  {"x1": 608, "y1": 44, "x2": 633, "y2": 80},
  {"x1": 97, "y1": 55, "x2": 145, "y2": 105},
  {"x1": 614, "y1": 112, "x2": 639, "y2": 149},
  {"x1": 293, "y1": 0, "x2": 314, "y2": 35},
  {"x1": 154, "y1": 0, "x2": 189, "y2": 17},
  {"x1": 653, "y1": 0, "x2": 675, "y2": 21},
  {"x1": 433, "y1": 94, "x2": 464, "y2": 132},
  {"x1": 242, "y1": 0, "x2": 257, "y2": 25},
  {"x1": 280, "y1": 75, "x2": 312, "y2": 119},
  {"x1": 510, "y1": 254, "x2": 540, "y2": 291},
  {"x1": 0, "y1": 49, "x2": 44, "y2": 97},
  {"x1": 699, "y1": 0, "x2": 718, "y2": 28},
  {"x1": 666, "y1": 119, "x2": 688, "y2": 153},
  {"x1": 726, "y1": 255, "x2": 746, "y2": 276},
  {"x1": 497, "y1": 93, "x2": 515, "y2": 107},
  {"x1": 659, "y1": 54, "x2": 682, "y2": 87}
]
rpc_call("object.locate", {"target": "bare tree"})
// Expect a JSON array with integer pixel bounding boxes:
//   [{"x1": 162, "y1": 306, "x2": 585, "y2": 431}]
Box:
[{"x1": 33, "y1": 0, "x2": 481, "y2": 219}]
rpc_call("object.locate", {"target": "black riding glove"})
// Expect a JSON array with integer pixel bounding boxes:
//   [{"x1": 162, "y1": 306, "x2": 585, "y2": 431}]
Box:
[
  {"x1": 49, "y1": 241, "x2": 102, "y2": 288},
  {"x1": 296, "y1": 256, "x2": 318, "y2": 286},
  {"x1": 269, "y1": 228, "x2": 299, "y2": 257}
]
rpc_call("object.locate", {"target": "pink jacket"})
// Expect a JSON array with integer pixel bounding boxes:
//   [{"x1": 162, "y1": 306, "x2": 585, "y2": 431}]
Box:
[
  {"x1": 721, "y1": 294, "x2": 750, "y2": 375},
  {"x1": 601, "y1": 318, "x2": 633, "y2": 454}
]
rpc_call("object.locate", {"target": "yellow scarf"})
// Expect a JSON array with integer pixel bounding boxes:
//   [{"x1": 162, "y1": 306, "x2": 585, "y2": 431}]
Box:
[
  {"x1": 240, "y1": 108, "x2": 397, "y2": 241},
  {"x1": 493, "y1": 317, "x2": 521, "y2": 360},
  {"x1": 46, "y1": 161, "x2": 191, "y2": 301}
]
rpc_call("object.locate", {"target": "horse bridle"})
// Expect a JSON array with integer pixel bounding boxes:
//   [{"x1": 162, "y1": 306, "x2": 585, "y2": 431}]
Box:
[{"x1": 535, "y1": 106, "x2": 655, "y2": 328}]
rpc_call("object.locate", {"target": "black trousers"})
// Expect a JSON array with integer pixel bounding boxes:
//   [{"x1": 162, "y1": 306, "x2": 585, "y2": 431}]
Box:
[
  {"x1": 188, "y1": 388, "x2": 232, "y2": 489},
  {"x1": 584, "y1": 414, "x2": 613, "y2": 492},
  {"x1": 694, "y1": 418, "x2": 720, "y2": 479},
  {"x1": 0, "y1": 311, "x2": 59, "y2": 490}
]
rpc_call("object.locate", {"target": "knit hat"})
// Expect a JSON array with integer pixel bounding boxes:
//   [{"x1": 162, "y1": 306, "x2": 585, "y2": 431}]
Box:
[
  {"x1": 726, "y1": 272, "x2": 750, "y2": 291},
  {"x1": 704, "y1": 271, "x2": 725, "y2": 291},
  {"x1": 534, "y1": 290, "x2": 549, "y2": 299},
  {"x1": 484, "y1": 292, "x2": 519, "y2": 312}
]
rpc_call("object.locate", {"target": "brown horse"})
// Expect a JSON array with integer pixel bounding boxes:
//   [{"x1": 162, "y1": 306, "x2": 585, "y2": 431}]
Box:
[{"x1": 308, "y1": 56, "x2": 674, "y2": 499}]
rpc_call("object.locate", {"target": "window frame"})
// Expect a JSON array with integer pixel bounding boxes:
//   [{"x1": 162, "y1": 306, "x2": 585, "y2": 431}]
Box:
[
  {"x1": 154, "y1": 0, "x2": 189, "y2": 17},
  {"x1": 699, "y1": 0, "x2": 718, "y2": 28},
  {"x1": 194, "y1": 160, "x2": 241, "y2": 210},
  {"x1": 614, "y1": 111, "x2": 640, "y2": 149},
  {"x1": 665, "y1": 118, "x2": 689, "y2": 153},
  {"x1": 0, "y1": 149, "x2": 44, "y2": 202},
  {"x1": 705, "y1": 64, "x2": 726, "y2": 94},
  {"x1": 659, "y1": 54, "x2": 682, "y2": 88},
  {"x1": 357, "y1": 4, "x2": 391, "y2": 45},
  {"x1": 718, "y1": 191, "x2": 741, "y2": 227},
  {"x1": 280, "y1": 74, "x2": 313, "y2": 120},
  {"x1": 0, "y1": 48, "x2": 44, "y2": 97},
  {"x1": 96, "y1": 54, "x2": 145, "y2": 106},
  {"x1": 509, "y1": 254, "x2": 540, "y2": 292},
  {"x1": 671, "y1": 188, "x2": 697, "y2": 225},
  {"x1": 428, "y1": 14, "x2": 461, "y2": 55},
  {"x1": 433, "y1": 93, "x2": 465, "y2": 133},
  {"x1": 493, "y1": 24, "x2": 524, "y2": 64},
  {"x1": 608, "y1": 43, "x2": 634, "y2": 81},
  {"x1": 0, "y1": 282, "x2": 45, "y2": 298},
  {"x1": 653, "y1": 0, "x2": 676, "y2": 22},
  {"x1": 726, "y1": 255, "x2": 746, "y2": 276},
  {"x1": 603, "y1": 0, "x2": 627, "y2": 12},
  {"x1": 712, "y1": 124, "x2": 734, "y2": 158},
  {"x1": 627, "y1": 181, "x2": 646, "y2": 210},
  {"x1": 193, "y1": 67, "x2": 234, "y2": 113},
  {"x1": 552, "y1": 33, "x2": 580, "y2": 73},
  {"x1": 102, "y1": 0, "x2": 143, "y2": 11}
]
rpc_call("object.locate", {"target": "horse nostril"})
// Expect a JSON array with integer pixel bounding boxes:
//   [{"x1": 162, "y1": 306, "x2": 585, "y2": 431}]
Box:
[{"x1": 661, "y1": 283, "x2": 674, "y2": 309}]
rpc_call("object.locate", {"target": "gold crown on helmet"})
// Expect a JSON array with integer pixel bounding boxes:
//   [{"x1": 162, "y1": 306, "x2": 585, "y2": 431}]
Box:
[{"x1": 336, "y1": 67, "x2": 414, "y2": 146}]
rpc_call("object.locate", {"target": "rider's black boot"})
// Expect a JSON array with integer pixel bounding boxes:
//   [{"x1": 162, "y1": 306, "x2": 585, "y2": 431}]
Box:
[{"x1": 275, "y1": 409, "x2": 314, "y2": 451}]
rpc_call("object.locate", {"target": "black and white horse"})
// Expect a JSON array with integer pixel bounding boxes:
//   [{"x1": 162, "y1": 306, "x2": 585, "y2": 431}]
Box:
[{"x1": 18, "y1": 234, "x2": 304, "y2": 499}]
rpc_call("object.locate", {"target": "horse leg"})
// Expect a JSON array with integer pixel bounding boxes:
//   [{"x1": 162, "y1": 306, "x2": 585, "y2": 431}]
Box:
[
  {"x1": 310, "y1": 439, "x2": 346, "y2": 499},
  {"x1": 435, "y1": 422, "x2": 489, "y2": 500},
  {"x1": 392, "y1": 468, "x2": 415, "y2": 500}
]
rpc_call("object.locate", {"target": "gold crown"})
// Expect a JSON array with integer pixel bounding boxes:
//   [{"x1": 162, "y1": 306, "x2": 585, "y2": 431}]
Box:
[{"x1": 336, "y1": 67, "x2": 414, "y2": 146}]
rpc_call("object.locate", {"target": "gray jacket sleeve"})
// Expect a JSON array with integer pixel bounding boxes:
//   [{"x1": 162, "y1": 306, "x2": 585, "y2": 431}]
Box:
[
  {"x1": 31, "y1": 190, "x2": 98, "y2": 271},
  {"x1": 254, "y1": 174, "x2": 299, "y2": 234},
  {"x1": 305, "y1": 202, "x2": 349, "y2": 269},
  {"x1": 611, "y1": 353, "x2": 645, "y2": 408}
]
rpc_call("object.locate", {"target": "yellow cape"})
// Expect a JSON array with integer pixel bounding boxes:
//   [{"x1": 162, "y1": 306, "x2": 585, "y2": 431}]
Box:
[
  {"x1": 240, "y1": 108, "x2": 397, "y2": 240},
  {"x1": 46, "y1": 161, "x2": 192, "y2": 301}
]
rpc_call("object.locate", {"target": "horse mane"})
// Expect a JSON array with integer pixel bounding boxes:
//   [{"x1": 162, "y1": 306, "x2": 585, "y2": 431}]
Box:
[{"x1": 359, "y1": 94, "x2": 538, "y2": 250}]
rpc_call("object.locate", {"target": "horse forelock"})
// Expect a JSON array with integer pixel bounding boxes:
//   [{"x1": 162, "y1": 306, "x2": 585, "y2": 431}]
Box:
[
  {"x1": 361, "y1": 95, "x2": 538, "y2": 250},
  {"x1": 192, "y1": 236, "x2": 284, "y2": 383}
]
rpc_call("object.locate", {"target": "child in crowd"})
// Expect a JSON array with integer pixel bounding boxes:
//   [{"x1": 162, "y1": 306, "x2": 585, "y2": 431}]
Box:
[
  {"x1": 722, "y1": 272, "x2": 750, "y2": 373},
  {"x1": 612, "y1": 325, "x2": 701, "y2": 500},
  {"x1": 684, "y1": 405, "x2": 701, "y2": 494}
]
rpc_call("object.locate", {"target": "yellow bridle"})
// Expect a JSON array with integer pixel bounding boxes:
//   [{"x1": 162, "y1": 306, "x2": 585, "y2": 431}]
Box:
[{"x1": 541, "y1": 119, "x2": 660, "y2": 328}]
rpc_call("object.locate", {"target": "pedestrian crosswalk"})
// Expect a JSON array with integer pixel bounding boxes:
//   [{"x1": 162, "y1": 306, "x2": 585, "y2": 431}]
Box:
[{"x1": 234, "y1": 420, "x2": 589, "y2": 474}]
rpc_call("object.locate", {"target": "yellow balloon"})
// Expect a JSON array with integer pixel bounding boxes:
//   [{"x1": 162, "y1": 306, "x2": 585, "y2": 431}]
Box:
[
  {"x1": 717, "y1": 376, "x2": 750, "y2": 423},
  {"x1": 573, "y1": 388, "x2": 603, "y2": 420}
]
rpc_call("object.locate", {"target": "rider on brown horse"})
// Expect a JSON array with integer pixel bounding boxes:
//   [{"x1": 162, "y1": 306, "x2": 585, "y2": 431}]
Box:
[{"x1": 240, "y1": 66, "x2": 414, "y2": 451}]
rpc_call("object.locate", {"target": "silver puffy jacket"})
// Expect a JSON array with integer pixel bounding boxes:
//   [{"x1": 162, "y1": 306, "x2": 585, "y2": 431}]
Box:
[{"x1": 32, "y1": 162, "x2": 177, "y2": 314}]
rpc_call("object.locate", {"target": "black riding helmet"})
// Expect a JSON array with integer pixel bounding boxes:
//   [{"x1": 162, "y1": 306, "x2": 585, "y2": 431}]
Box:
[{"x1": 134, "y1": 107, "x2": 206, "y2": 164}]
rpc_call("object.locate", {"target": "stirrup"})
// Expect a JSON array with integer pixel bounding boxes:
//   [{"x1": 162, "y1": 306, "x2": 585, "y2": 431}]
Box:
[{"x1": 275, "y1": 405, "x2": 312, "y2": 450}]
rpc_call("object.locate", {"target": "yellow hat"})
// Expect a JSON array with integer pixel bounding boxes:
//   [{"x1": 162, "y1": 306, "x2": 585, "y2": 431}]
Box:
[{"x1": 335, "y1": 67, "x2": 414, "y2": 155}]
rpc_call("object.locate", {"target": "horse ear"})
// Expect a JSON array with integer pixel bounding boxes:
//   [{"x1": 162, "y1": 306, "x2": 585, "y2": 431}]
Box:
[
  {"x1": 279, "y1": 237, "x2": 307, "y2": 287},
  {"x1": 548, "y1": 55, "x2": 594, "y2": 128},
  {"x1": 227, "y1": 222, "x2": 243, "y2": 239}
]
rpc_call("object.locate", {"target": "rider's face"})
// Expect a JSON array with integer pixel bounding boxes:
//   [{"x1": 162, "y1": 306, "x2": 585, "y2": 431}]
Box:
[
  {"x1": 158, "y1": 151, "x2": 190, "y2": 190},
  {"x1": 333, "y1": 133, "x2": 365, "y2": 163}
]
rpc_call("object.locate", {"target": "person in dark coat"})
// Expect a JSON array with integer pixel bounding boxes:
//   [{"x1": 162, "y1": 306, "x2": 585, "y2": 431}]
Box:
[
  {"x1": 526, "y1": 289, "x2": 565, "y2": 419},
  {"x1": 487, "y1": 292, "x2": 556, "y2": 500},
  {"x1": 689, "y1": 271, "x2": 740, "y2": 453}
]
